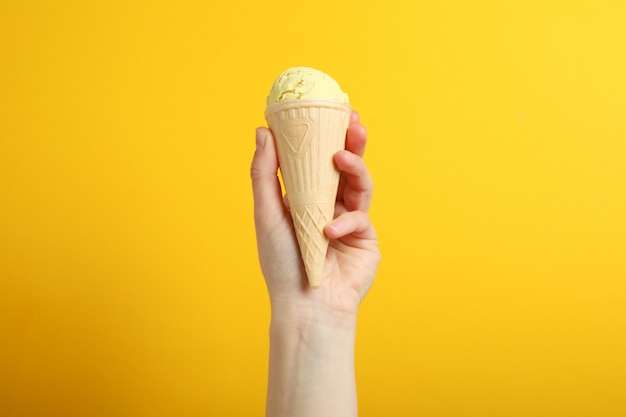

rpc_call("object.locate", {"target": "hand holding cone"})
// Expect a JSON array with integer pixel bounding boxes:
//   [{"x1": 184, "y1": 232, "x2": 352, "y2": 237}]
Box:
[{"x1": 265, "y1": 99, "x2": 351, "y2": 288}]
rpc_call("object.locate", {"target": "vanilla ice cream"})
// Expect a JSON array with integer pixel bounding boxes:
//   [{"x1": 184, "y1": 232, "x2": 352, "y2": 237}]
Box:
[{"x1": 266, "y1": 66, "x2": 349, "y2": 105}]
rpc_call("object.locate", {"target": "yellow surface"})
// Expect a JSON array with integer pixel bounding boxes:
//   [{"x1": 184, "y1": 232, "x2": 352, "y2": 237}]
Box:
[{"x1": 1, "y1": 1, "x2": 625, "y2": 416}]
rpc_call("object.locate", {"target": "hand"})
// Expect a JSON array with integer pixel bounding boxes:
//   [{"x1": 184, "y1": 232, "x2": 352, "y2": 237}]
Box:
[
  {"x1": 253, "y1": 110, "x2": 378, "y2": 417},
  {"x1": 251, "y1": 111, "x2": 380, "y2": 318}
]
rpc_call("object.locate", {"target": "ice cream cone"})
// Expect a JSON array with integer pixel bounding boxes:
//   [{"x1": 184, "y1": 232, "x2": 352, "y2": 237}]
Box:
[{"x1": 265, "y1": 99, "x2": 352, "y2": 288}]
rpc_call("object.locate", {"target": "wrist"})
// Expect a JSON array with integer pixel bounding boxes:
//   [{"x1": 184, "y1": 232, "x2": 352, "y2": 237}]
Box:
[
  {"x1": 268, "y1": 284, "x2": 363, "y2": 322},
  {"x1": 269, "y1": 302, "x2": 357, "y2": 358},
  {"x1": 270, "y1": 296, "x2": 358, "y2": 330},
  {"x1": 266, "y1": 299, "x2": 359, "y2": 417}
]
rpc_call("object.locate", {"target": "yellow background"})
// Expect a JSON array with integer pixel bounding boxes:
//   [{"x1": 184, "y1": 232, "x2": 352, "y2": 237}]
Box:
[{"x1": 1, "y1": 1, "x2": 625, "y2": 416}]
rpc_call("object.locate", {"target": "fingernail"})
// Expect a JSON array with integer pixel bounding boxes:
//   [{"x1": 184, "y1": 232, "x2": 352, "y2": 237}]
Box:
[
  {"x1": 256, "y1": 128, "x2": 266, "y2": 150},
  {"x1": 328, "y1": 220, "x2": 344, "y2": 234}
]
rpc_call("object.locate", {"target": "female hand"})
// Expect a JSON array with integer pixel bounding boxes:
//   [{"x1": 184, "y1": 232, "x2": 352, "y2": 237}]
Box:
[{"x1": 251, "y1": 111, "x2": 380, "y2": 318}]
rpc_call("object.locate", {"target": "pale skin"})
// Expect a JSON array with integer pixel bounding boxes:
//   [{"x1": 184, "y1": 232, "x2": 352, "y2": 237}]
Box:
[{"x1": 251, "y1": 110, "x2": 381, "y2": 417}]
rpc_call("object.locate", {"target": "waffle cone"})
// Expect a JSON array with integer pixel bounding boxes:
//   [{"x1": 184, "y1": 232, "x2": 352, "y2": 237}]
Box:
[{"x1": 265, "y1": 99, "x2": 352, "y2": 288}]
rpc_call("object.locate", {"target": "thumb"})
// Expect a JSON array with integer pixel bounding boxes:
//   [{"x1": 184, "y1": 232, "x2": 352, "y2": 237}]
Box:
[{"x1": 251, "y1": 128, "x2": 284, "y2": 226}]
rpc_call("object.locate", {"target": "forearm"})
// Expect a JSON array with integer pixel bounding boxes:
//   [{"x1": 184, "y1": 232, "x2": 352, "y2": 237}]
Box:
[{"x1": 266, "y1": 304, "x2": 358, "y2": 417}]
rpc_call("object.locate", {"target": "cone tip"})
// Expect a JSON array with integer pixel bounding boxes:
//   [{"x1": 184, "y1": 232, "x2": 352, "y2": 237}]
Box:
[{"x1": 307, "y1": 272, "x2": 323, "y2": 289}]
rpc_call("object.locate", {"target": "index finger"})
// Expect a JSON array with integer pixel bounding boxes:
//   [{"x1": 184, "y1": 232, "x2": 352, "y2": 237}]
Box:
[
  {"x1": 334, "y1": 150, "x2": 373, "y2": 212},
  {"x1": 346, "y1": 110, "x2": 367, "y2": 158}
]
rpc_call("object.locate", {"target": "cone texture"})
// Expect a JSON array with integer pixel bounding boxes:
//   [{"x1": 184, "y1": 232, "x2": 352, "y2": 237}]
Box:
[{"x1": 265, "y1": 100, "x2": 351, "y2": 288}]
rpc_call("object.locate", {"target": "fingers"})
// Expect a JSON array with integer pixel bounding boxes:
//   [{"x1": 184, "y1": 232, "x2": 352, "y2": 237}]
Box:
[
  {"x1": 346, "y1": 113, "x2": 367, "y2": 158},
  {"x1": 251, "y1": 128, "x2": 285, "y2": 225},
  {"x1": 349, "y1": 109, "x2": 360, "y2": 124},
  {"x1": 325, "y1": 210, "x2": 377, "y2": 241},
  {"x1": 334, "y1": 150, "x2": 373, "y2": 212},
  {"x1": 338, "y1": 111, "x2": 368, "y2": 201}
]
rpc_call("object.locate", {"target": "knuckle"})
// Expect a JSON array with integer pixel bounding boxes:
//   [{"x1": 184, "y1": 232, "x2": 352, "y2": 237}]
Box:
[{"x1": 250, "y1": 162, "x2": 264, "y2": 182}]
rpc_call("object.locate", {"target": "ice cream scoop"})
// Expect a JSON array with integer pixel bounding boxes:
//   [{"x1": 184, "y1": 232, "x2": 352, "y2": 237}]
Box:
[
  {"x1": 267, "y1": 66, "x2": 349, "y2": 105},
  {"x1": 264, "y1": 67, "x2": 351, "y2": 288}
]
